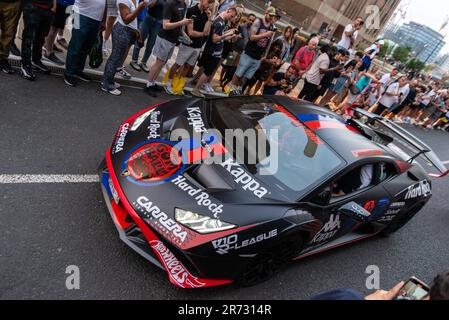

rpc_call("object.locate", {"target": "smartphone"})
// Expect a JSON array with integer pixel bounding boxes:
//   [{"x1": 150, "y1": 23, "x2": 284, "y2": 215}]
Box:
[
  {"x1": 190, "y1": 15, "x2": 197, "y2": 20},
  {"x1": 394, "y1": 277, "x2": 430, "y2": 300}
]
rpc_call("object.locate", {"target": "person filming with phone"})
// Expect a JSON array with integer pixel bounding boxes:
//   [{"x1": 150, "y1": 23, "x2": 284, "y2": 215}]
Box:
[{"x1": 310, "y1": 270, "x2": 449, "y2": 300}]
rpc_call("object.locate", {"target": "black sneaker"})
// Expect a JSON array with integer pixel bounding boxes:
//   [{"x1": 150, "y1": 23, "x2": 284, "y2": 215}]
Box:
[
  {"x1": 144, "y1": 84, "x2": 159, "y2": 97},
  {"x1": 21, "y1": 63, "x2": 36, "y2": 80},
  {"x1": 31, "y1": 60, "x2": 51, "y2": 74},
  {"x1": 154, "y1": 84, "x2": 165, "y2": 92},
  {"x1": 64, "y1": 74, "x2": 77, "y2": 87},
  {"x1": 0, "y1": 60, "x2": 14, "y2": 74},
  {"x1": 44, "y1": 52, "x2": 65, "y2": 66},
  {"x1": 10, "y1": 42, "x2": 21, "y2": 56},
  {"x1": 74, "y1": 72, "x2": 92, "y2": 82}
]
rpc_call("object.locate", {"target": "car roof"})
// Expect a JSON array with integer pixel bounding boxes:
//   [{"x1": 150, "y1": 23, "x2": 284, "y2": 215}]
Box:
[{"x1": 208, "y1": 95, "x2": 396, "y2": 165}]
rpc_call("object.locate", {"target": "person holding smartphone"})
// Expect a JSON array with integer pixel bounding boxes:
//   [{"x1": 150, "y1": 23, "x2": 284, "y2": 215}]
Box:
[
  {"x1": 310, "y1": 271, "x2": 449, "y2": 300},
  {"x1": 164, "y1": 0, "x2": 215, "y2": 95},
  {"x1": 145, "y1": 0, "x2": 192, "y2": 97}
]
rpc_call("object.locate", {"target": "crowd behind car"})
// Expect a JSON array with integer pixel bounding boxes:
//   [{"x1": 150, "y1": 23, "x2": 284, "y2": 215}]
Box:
[{"x1": 1, "y1": 0, "x2": 449, "y2": 134}]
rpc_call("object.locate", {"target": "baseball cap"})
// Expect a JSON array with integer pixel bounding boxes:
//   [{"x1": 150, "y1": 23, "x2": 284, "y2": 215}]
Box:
[{"x1": 266, "y1": 6, "x2": 277, "y2": 16}]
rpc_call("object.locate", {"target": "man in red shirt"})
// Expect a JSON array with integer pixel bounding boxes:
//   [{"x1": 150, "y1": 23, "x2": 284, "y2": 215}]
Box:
[{"x1": 291, "y1": 36, "x2": 318, "y2": 78}]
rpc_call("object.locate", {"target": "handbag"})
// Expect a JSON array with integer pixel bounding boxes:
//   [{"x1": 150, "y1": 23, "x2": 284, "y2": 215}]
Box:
[{"x1": 88, "y1": 32, "x2": 103, "y2": 69}]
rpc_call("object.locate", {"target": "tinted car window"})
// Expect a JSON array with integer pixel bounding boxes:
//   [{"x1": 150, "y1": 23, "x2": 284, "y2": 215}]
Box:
[{"x1": 209, "y1": 98, "x2": 344, "y2": 198}]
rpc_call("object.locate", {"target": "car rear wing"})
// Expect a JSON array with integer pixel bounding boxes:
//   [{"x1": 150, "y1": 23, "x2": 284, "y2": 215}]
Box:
[{"x1": 350, "y1": 108, "x2": 448, "y2": 178}]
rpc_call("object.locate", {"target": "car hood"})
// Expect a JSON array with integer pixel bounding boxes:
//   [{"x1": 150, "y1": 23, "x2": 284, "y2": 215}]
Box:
[{"x1": 108, "y1": 98, "x2": 292, "y2": 227}]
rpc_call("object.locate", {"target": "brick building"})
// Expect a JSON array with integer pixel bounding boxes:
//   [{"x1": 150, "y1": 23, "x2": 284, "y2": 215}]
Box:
[{"x1": 252, "y1": 0, "x2": 401, "y2": 47}]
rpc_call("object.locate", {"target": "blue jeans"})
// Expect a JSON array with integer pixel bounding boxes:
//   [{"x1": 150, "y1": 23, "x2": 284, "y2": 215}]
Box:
[
  {"x1": 65, "y1": 13, "x2": 101, "y2": 77},
  {"x1": 131, "y1": 15, "x2": 162, "y2": 64}
]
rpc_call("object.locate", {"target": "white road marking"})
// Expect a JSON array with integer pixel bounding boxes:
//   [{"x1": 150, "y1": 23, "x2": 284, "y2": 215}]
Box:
[
  {"x1": 0, "y1": 174, "x2": 99, "y2": 184},
  {"x1": 443, "y1": 160, "x2": 449, "y2": 165}
]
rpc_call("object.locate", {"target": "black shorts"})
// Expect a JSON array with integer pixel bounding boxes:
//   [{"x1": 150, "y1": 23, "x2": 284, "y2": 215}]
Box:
[
  {"x1": 391, "y1": 104, "x2": 406, "y2": 115},
  {"x1": 375, "y1": 103, "x2": 389, "y2": 115},
  {"x1": 53, "y1": 4, "x2": 69, "y2": 29},
  {"x1": 200, "y1": 55, "x2": 220, "y2": 77}
]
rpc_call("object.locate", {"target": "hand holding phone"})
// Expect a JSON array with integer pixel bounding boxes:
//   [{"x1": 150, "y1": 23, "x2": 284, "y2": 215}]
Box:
[{"x1": 394, "y1": 277, "x2": 430, "y2": 300}]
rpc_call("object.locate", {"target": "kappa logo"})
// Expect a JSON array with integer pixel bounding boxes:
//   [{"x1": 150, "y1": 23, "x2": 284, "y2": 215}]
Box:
[
  {"x1": 311, "y1": 214, "x2": 341, "y2": 244},
  {"x1": 404, "y1": 181, "x2": 431, "y2": 200},
  {"x1": 186, "y1": 107, "x2": 207, "y2": 133},
  {"x1": 147, "y1": 110, "x2": 161, "y2": 140},
  {"x1": 150, "y1": 240, "x2": 205, "y2": 288},
  {"x1": 113, "y1": 123, "x2": 130, "y2": 154},
  {"x1": 135, "y1": 196, "x2": 188, "y2": 243},
  {"x1": 220, "y1": 158, "x2": 268, "y2": 199},
  {"x1": 212, "y1": 230, "x2": 278, "y2": 255},
  {"x1": 171, "y1": 175, "x2": 223, "y2": 218}
]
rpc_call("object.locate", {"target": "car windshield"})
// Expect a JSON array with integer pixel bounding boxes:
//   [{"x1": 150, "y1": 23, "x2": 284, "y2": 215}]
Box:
[{"x1": 209, "y1": 97, "x2": 344, "y2": 198}]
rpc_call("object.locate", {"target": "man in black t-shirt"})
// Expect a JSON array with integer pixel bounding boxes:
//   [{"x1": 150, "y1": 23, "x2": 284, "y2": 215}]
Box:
[
  {"x1": 164, "y1": 0, "x2": 215, "y2": 95},
  {"x1": 263, "y1": 66, "x2": 295, "y2": 95},
  {"x1": 20, "y1": 0, "x2": 56, "y2": 80},
  {"x1": 191, "y1": 7, "x2": 239, "y2": 98},
  {"x1": 145, "y1": 0, "x2": 192, "y2": 96},
  {"x1": 229, "y1": 6, "x2": 276, "y2": 95}
]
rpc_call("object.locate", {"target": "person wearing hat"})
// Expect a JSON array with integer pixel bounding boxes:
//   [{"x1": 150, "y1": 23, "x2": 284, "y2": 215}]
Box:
[
  {"x1": 361, "y1": 39, "x2": 384, "y2": 72},
  {"x1": 229, "y1": 6, "x2": 277, "y2": 95}
]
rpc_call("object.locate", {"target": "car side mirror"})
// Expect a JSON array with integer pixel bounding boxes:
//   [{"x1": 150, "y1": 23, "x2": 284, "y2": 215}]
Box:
[{"x1": 338, "y1": 202, "x2": 371, "y2": 222}]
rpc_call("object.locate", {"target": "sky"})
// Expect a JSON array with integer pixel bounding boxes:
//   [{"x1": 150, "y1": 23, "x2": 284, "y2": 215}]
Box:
[{"x1": 400, "y1": 0, "x2": 449, "y2": 53}]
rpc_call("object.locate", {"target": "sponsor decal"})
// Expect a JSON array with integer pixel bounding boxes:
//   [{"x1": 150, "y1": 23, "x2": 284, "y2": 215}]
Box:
[
  {"x1": 113, "y1": 123, "x2": 130, "y2": 154},
  {"x1": 125, "y1": 141, "x2": 183, "y2": 184},
  {"x1": 364, "y1": 200, "x2": 376, "y2": 213},
  {"x1": 404, "y1": 181, "x2": 431, "y2": 200},
  {"x1": 212, "y1": 230, "x2": 278, "y2": 255},
  {"x1": 273, "y1": 105, "x2": 322, "y2": 145},
  {"x1": 220, "y1": 158, "x2": 268, "y2": 198},
  {"x1": 108, "y1": 178, "x2": 120, "y2": 204},
  {"x1": 378, "y1": 208, "x2": 402, "y2": 222},
  {"x1": 390, "y1": 201, "x2": 405, "y2": 208},
  {"x1": 186, "y1": 107, "x2": 207, "y2": 133},
  {"x1": 147, "y1": 110, "x2": 162, "y2": 140},
  {"x1": 150, "y1": 240, "x2": 205, "y2": 288},
  {"x1": 171, "y1": 176, "x2": 223, "y2": 218},
  {"x1": 351, "y1": 149, "x2": 383, "y2": 158},
  {"x1": 311, "y1": 214, "x2": 341, "y2": 244},
  {"x1": 134, "y1": 196, "x2": 188, "y2": 244}
]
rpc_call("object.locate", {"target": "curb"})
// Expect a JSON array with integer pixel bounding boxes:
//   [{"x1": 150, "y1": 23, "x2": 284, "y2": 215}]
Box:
[{"x1": 8, "y1": 55, "x2": 227, "y2": 97}]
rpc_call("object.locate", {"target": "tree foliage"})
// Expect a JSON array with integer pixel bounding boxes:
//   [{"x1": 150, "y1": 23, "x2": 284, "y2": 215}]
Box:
[
  {"x1": 406, "y1": 58, "x2": 426, "y2": 72},
  {"x1": 393, "y1": 46, "x2": 412, "y2": 63}
]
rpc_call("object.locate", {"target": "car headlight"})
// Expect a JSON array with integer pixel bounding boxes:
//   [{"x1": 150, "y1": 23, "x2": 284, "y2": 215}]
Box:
[
  {"x1": 130, "y1": 109, "x2": 155, "y2": 131},
  {"x1": 175, "y1": 208, "x2": 236, "y2": 234}
]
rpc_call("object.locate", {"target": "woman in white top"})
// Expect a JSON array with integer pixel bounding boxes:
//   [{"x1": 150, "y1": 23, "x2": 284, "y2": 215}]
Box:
[{"x1": 102, "y1": 0, "x2": 148, "y2": 95}]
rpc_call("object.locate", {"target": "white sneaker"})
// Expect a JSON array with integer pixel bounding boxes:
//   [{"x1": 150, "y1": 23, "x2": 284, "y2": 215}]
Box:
[
  {"x1": 101, "y1": 86, "x2": 122, "y2": 96},
  {"x1": 206, "y1": 83, "x2": 215, "y2": 93},
  {"x1": 200, "y1": 84, "x2": 209, "y2": 92},
  {"x1": 117, "y1": 66, "x2": 132, "y2": 80},
  {"x1": 164, "y1": 84, "x2": 174, "y2": 95}
]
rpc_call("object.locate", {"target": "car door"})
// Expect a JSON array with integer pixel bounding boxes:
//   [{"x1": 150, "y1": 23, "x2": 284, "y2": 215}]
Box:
[{"x1": 305, "y1": 161, "x2": 394, "y2": 247}]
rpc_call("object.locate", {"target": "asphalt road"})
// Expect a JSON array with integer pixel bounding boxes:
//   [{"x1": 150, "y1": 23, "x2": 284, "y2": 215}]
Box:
[{"x1": 1, "y1": 72, "x2": 449, "y2": 300}]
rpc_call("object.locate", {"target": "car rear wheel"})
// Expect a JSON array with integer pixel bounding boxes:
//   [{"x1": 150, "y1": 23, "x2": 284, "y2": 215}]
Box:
[
  {"x1": 380, "y1": 203, "x2": 424, "y2": 236},
  {"x1": 236, "y1": 237, "x2": 303, "y2": 287}
]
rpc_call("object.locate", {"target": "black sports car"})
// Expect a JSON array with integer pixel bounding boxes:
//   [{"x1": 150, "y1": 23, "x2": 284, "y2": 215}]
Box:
[{"x1": 99, "y1": 96, "x2": 448, "y2": 288}]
